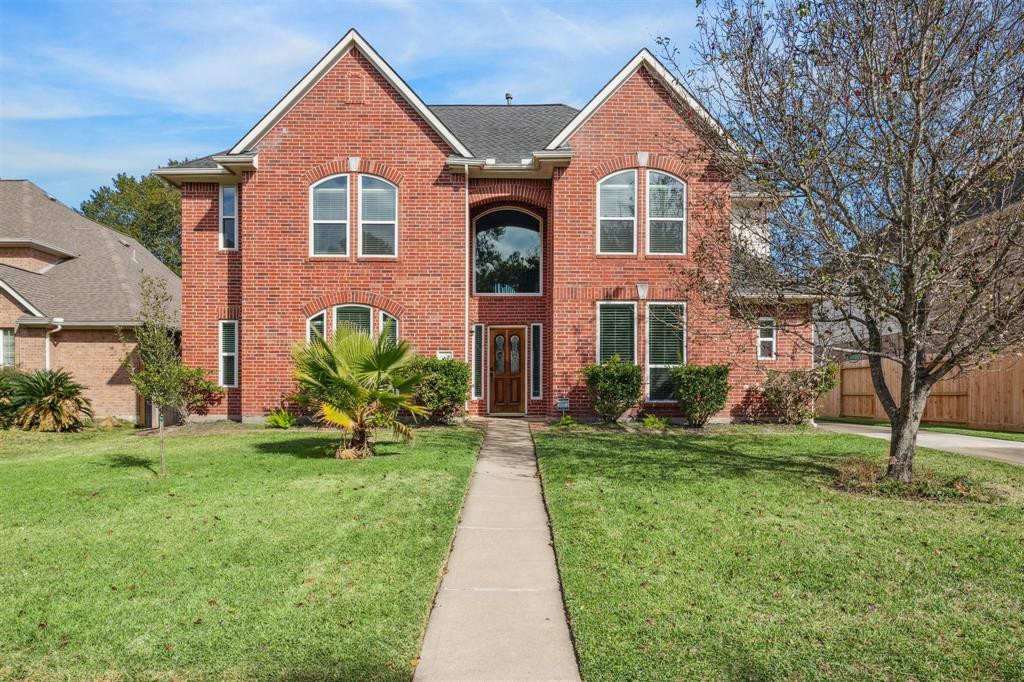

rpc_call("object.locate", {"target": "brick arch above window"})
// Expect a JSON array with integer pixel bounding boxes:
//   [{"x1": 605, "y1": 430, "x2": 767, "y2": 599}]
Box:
[
  {"x1": 301, "y1": 289, "x2": 406, "y2": 319},
  {"x1": 468, "y1": 179, "x2": 551, "y2": 209},
  {"x1": 590, "y1": 153, "x2": 689, "y2": 181},
  {"x1": 302, "y1": 158, "x2": 405, "y2": 186}
]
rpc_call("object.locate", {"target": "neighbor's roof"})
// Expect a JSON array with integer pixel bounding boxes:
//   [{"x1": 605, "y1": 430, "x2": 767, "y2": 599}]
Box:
[
  {"x1": 429, "y1": 104, "x2": 578, "y2": 163},
  {"x1": 0, "y1": 180, "x2": 181, "y2": 327}
]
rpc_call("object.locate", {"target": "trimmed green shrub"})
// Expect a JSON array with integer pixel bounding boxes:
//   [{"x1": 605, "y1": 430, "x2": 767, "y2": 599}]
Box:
[
  {"x1": 556, "y1": 414, "x2": 577, "y2": 427},
  {"x1": 670, "y1": 364, "x2": 731, "y2": 428},
  {"x1": 408, "y1": 356, "x2": 470, "y2": 424},
  {"x1": 10, "y1": 369, "x2": 93, "y2": 432},
  {"x1": 266, "y1": 408, "x2": 297, "y2": 429},
  {"x1": 641, "y1": 413, "x2": 669, "y2": 431},
  {"x1": 582, "y1": 355, "x2": 642, "y2": 423},
  {"x1": 0, "y1": 367, "x2": 20, "y2": 429},
  {"x1": 761, "y1": 362, "x2": 839, "y2": 424}
]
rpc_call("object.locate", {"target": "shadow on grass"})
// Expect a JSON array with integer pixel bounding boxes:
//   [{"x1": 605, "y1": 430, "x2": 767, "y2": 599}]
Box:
[
  {"x1": 102, "y1": 454, "x2": 157, "y2": 476},
  {"x1": 253, "y1": 436, "x2": 403, "y2": 459}
]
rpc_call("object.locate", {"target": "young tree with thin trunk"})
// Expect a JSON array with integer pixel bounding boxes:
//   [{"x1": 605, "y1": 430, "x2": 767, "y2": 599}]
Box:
[{"x1": 659, "y1": 0, "x2": 1024, "y2": 481}]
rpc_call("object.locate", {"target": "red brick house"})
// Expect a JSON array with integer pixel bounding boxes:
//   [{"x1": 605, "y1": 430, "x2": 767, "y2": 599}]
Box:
[{"x1": 154, "y1": 29, "x2": 811, "y2": 422}]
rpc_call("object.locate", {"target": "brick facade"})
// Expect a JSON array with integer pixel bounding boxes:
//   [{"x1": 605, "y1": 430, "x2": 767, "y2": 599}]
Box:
[{"x1": 177, "y1": 45, "x2": 812, "y2": 422}]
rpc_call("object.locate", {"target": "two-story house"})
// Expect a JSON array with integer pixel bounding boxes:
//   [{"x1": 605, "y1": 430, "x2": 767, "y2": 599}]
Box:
[{"x1": 154, "y1": 29, "x2": 812, "y2": 422}]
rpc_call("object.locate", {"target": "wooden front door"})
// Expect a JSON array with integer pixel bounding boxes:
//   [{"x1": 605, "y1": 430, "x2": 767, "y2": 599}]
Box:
[{"x1": 489, "y1": 327, "x2": 526, "y2": 414}]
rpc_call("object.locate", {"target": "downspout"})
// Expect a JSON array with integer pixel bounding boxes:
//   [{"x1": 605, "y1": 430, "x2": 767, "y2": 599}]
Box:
[{"x1": 44, "y1": 317, "x2": 64, "y2": 370}]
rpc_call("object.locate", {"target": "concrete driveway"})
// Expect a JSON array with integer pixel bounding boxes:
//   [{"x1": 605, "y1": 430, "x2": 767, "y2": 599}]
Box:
[{"x1": 817, "y1": 422, "x2": 1024, "y2": 467}]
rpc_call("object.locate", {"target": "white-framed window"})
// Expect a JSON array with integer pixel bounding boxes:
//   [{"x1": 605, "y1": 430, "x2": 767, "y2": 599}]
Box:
[
  {"x1": 220, "y1": 185, "x2": 237, "y2": 250},
  {"x1": 472, "y1": 324, "x2": 484, "y2": 399},
  {"x1": 647, "y1": 303, "x2": 686, "y2": 401},
  {"x1": 530, "y1": 323, "x2": 542, "y2": 400},
  {"x1": 646, "y1": 171, "x2": 686, "y2": 255},
  {"x1": 1, "y1": 328, "x2": 14, "y2": 367},
  {"x1": 380, "y1": 311, "x2": 399, "y2": 344},
  {"x1": 597, "y1": 301, "x2": 637, "y2": 363},
  {"x1": 359, "y1": 175, "x2": 398, "y2": 257},
  {"x1": 307, "y1": 311, "x2": 326, "y2": 341},
  {"x1": 310, "y1": 175, "x2": 348, "y2": 256},
  {"x1": 597, "y1": 169, "x2": 637, "y2": 254},
  {"x1": 334, "y1": 304, "x2": 372, "y2": 335},
  {"x1": 758, "y1": 317, "x2": 777, "y2": 360},
  {"x1": 219, "y1": 320, "x2": 238, "y2": 387}
]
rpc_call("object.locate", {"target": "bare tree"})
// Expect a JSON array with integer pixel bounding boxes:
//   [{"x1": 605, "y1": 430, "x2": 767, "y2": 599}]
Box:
[{"x1": 659, "y1": 0, "x2": 1024, "y2": 481}]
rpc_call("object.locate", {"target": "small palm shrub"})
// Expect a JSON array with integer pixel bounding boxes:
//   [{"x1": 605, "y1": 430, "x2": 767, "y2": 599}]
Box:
[
  {"x1": 640, "y1": 412, "x2": 669, "y2": 431},
  {"x1": 761, "y1": 363, "x2": 839, "y2": 424},
  {"x1": 582, "y1": 355, "x2": 643, "y2": 423},
  {"x1": 293, "y1": 326, "x2": 426, "y2": 458},
  {"x1": 0, "y1": 368, "x2": 20, "y2": 429},
  {"x1": 556, "y1": 414, "x2": 577, "y2": 427},
  {"x1": 670, "y1": 364, "x2": 731, "y2": 428},
  {"x1": 408, "y1": 356, "x2": 470, "y2": 424},
  {"x1": 10, "y1": 369, "x2": 93, "y2": 432},
  {"x1": 265, "y1": 408, "x2": 297, "y2": 429}
]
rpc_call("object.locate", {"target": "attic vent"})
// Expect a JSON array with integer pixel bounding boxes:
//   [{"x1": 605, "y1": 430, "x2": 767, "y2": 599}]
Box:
[
  {"x1": 505, "y1": 92, "x2": 513, "y2": 105},
  {"x1": 45, "y1": 193, "x2": 56, "y2": 201}
]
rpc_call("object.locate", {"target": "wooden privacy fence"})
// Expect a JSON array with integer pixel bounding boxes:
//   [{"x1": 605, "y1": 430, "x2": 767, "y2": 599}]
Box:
[{"x1": 816, "y1": 354, "x2": 1024, "y2": 433}]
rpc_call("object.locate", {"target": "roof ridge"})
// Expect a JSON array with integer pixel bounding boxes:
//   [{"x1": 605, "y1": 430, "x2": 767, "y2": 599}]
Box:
[{"x1": 429, "y1": 103, "x2": 577, "y2": 108}]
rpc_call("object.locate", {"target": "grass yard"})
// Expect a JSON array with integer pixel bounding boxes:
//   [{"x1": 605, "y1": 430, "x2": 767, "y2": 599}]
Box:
[
  {"x1": 817, "y1": 415, "x2": 1024, "y2": 443},
  {"x1": 534, "y1": 425, "x2": 1024, "y2": 681},
  {"x1": 0, "y1": 424, "x2": 483, "y2": 681}
]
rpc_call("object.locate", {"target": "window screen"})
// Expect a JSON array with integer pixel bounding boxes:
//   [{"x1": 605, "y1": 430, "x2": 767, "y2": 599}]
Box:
[{"x1": 598, "y1": 303, "x2": 635, "y2": 363}]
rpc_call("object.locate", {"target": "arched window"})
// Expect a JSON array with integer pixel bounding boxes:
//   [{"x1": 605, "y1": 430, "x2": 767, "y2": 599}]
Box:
[
  {"x1": 310, "y1": 175, "x2": 348, "y2": 256},
  {"x1": 597, "y1": 170, "x2": 636, "y2": 254},
  {"x1": 359, "y1": 175, "x2": 398, "y2": 257},
  {"x1": 334, "y1": 304, "x2": 372, "y2": 335},
  {"x1": 474, "y1": 208, "x2": 542, "y2": 295},
  {"x1": 647, "y1": 171, "x2": 686, "y2": 254},
  {"x1": 307, "y1": 311, "x2": 326, "y2": 341}
]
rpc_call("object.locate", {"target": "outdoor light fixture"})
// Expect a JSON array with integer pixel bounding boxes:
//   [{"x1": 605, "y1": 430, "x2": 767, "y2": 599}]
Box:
[{"x1": 636, "y1": 282, "x2": 649, "y2": 300}]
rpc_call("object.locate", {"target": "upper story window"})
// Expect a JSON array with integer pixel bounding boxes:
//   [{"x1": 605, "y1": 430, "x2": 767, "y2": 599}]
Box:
[
  {"x1": 359, "y1": 176, "x2": 398, "y2": 257},
  {"x1": 310, "y1": 176, "x2": 348, "y2": 256},
  {"x1": 474, "y1": 208, "x2": 542, "y2": 295},
  {"x1": 758, "y1": 317, "x2": 777, "y2": 360},
  {"x1": 597, "y1": 170, "x2": 636, "y2": 254},
  {"x1": 647, "y1": 171, "x2": 686, "y2": 254},
  {"x1": 220, "y1": 185, "x2": 237, "y2": 250}
]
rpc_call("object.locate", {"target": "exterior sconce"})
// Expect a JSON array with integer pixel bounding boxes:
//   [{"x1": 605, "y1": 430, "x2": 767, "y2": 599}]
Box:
[{"x1": 636, "y1": 282, "x2": 649, "y2": 300}]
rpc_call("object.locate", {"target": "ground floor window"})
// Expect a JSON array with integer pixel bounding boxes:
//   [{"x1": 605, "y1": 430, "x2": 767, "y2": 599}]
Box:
[
  {"x1": 597, "y1": 302, "x2": 636, "y2": 363},
  {"x1": 1, "y1": 328, "x2": 13, "y2": 367},
  {"x1": 758, "y1": 317, "x2": 776, "y2": 360},
  {"x1": 530, "y1": 323, "x2": 542, "y2": 399},
  {"x1": 380, "y1": 312, "x2": 399, "y2": 344},
  {"x1": 335, "y1": 305, "x2": 372, "y2": 335},
  {"x1": 219, "y1": 320, "x2": 238, "y2": 387},
  {"x1": 647, "y1": 303, "x2": 686, "y2": 401},
  {"x1": 307, "y1": 311, "x2": 326, "y2": 341}
]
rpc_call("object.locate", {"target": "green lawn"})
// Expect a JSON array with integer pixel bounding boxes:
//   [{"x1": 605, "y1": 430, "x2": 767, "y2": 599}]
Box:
[
  {"x1": 0, "y1": 424, "x2": 482, "y2": 681},
  {"x1": 817, "y1": 415, "x2": 1024, "y2": 443},
  {"x1": 535, "y1": 425, "x2": 1024, "y2": 681}
]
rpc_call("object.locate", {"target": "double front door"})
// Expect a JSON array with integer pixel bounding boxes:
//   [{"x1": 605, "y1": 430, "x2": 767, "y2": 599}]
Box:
[{"x1": 489, "y1": 327, "x2": 525, "y2": 414}]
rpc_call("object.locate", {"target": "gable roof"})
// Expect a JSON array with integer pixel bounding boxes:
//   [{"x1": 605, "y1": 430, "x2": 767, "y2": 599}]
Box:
[
  {"x1": 0, "y1": 180, "x2": 181, "y2": 327},
  {"x1": 546, "y1": 48, "x2": 728, "y2": 151},
  {"x1": 430, "y1": 104, "x2": 579, "y2": 163},
  {"x1": 229, "y1": 28, "x2": 472, "y2": 158}
]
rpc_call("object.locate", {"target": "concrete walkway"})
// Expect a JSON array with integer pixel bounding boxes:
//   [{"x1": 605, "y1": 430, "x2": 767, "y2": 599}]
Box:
[
  {"x1": 817, "y1": 421, "x2": 1024, "y2": 467},
  {"x1": 415, "y1": 419, "x2": 580, "y2": 682}
]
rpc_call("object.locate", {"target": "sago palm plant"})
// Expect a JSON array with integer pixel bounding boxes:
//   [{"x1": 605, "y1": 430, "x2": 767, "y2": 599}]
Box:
[
  {"x1": 292, "y1": 322, "x2": 425, "y2": 458},
  {"x1": 11, "y1": 369, "x2": 93, "y2": 432}
]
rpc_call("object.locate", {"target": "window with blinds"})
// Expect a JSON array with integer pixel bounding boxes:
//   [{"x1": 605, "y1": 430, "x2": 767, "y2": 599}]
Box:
[
  {"x1": 310, "y1": 175, "x2": 348, "y2": 255},
  {"x1": 472, "y1": 324, "x2": 484, "y2": 399},
  {"x1": 219, "y1": 320, "x2": 238, "y2": 387},
  {"x1": 598, "y1": 302, "x2": 635, "y2": 363},
  {"x1": 335, "y1": 305, "x2": 372, "y2": 335},
  {"x1": 530, "y1": 323, "x2": 542, "y2": 399},
  {"x1": 597, "y1": 170, "x2": 636, "y2": 253},
  {"x1": 647, "y1": 303, "x2": 686, "y2": 401},
  {"x1": 1, "y1": 328, "x2": 14, "y2": 367},
  {"x1": 359, "y1": 175, "x2": 397, "y2": 256},
  {"x1": 220, "y1": 185, "x2": 237, "y2": 250},
  {"x1": 380, "y1": 312, "x2": 399, "y2": 344},
  {"x1": 647, "y1": 171, "x2": 686, "y2": 254},
  {"x1": 307, "y1": 311, "x2": 326, "y2": 341}
]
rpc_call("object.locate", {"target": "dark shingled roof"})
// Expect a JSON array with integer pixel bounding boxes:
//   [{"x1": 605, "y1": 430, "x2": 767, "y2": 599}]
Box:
[
  {"x1": 0, "y1": 180, "x2": 181, "y2": 326},
  {"x1": 429, "y1": 104, "x2": 579, "y2": 163}
]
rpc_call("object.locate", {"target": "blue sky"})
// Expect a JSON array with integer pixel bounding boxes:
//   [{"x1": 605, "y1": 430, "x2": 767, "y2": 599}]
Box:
[{"x1": 0, "y1": 0, "x2": 700, "y2": 207}]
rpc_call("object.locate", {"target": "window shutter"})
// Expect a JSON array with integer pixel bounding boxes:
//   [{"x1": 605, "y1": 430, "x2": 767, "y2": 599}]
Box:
[
  {"x1": 472, "y1": 324, "x2": 484, "y2": 399},
  {"x1": 335, "y1": 306, "x2": 371, "y2": 334},
  {"x1": 599, "y1": 304, "x2": 635, "y2": 363},
  {"x1": 530, "y1": 324, "x2": 542, "y2": 399}
]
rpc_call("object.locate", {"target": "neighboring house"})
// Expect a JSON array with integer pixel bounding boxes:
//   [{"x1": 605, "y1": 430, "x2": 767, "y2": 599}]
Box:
[
  {"x1": 0, "y1": 180, "x2": 181, "y2": 421},
  {"x1": 154, "y1": 29, "x2": 812, "y2": 422}
]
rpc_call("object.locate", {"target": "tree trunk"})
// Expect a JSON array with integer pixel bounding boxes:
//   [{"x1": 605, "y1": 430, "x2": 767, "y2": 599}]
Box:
[
  {"x1": 885, "y1": 391, "x2": 928, "y2": 483},
  {"x1": 158, "y1": 412, "x2": 166, "y2": 478}
]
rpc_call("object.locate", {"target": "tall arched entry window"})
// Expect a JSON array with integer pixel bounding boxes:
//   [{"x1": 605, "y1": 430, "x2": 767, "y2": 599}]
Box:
[{"x1": 473, "y1": 208, "x2": 542, "y2": 295}]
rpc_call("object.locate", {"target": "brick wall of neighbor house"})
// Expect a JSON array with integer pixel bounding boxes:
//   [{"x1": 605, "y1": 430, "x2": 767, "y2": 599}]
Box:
[
  {"x1": 0, "y1": 247, "x2": 65, "y2": 273},
  {"x1": 2, "y1": 290, "x2": 139, "y2": 419}
]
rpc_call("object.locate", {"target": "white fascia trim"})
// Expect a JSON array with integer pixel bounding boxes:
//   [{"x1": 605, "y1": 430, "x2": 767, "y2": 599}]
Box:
[
  {"x1": 546, "y1": 49, "x2": 730, "y2": 151},
  {"x1": 229, "y1": 29, "x2": 471, "y2": 157},
  {"x1": 0, "y1": 278, "x2": 44, "y2": 317}
]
